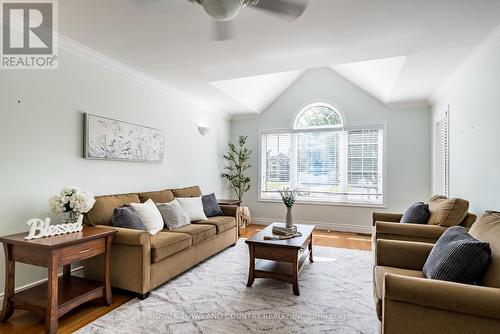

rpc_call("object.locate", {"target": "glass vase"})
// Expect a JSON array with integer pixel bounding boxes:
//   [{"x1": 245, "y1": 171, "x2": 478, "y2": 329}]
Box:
[
  {"x1": 62, "y1": 211, "x2": 82, "y2": 225},
  {"x1": 285, "y1": 207, "x2": 293, "y2": 228}
]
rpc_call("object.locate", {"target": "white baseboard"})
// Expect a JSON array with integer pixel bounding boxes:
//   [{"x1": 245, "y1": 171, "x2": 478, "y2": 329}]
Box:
[
  {"x1": 0, "y1": 266, "x2": 84, "y2": 304},
  {"x1": 251, "y1": 217, "x2": 372, "y2": 235}
]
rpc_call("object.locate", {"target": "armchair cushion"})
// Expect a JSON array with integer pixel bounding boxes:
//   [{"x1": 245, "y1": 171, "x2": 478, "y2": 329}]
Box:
[
  {"x1": 423, "y1": 226, "x2": 491, "y2": 284},
  {"x1": 376, "y1": 239, "x2": 434, "y2": 270},
  {"x1": 400, "y1": 202, "x2": 430, "y2": 224},
  {"x1": 428, "y1": 195, "x2": 469, "y2": 227},
  {"x1": 470, "y1": 211, "x2": 500, "y2": 288}
]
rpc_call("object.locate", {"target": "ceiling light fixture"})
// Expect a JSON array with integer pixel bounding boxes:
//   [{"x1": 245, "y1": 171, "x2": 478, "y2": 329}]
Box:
[{"x1": 202, "y1": 0, "x2": 244, "y2": 21}]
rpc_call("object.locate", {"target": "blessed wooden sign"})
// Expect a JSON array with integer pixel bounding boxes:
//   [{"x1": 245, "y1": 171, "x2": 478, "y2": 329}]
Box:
[{"x1": 25, "y1": 217, "x2": 84, "y2": 240}]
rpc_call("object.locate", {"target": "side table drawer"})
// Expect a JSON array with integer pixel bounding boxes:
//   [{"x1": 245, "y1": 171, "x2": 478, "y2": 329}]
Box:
[{"x1": 59, "y1": 238, "x2": 105, "y2": 265}]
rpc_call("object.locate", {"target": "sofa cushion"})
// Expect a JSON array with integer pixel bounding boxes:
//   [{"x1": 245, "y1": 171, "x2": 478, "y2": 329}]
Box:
[
  {"x1": 86, "y1": 193, "x2": 140, "y2": 226},
  {"x1": 130, "y1": 199, "x2": 165, "y2": 236},
  {"x1": 176, "y1": 197, "x2": 207, "y2": 222},
  {"x1": 428, "y1": 195, "x2": 469, "y2": 227},
  {"x1": 157, "y1": 200, "x2": 191, "y2": 230},
  {"x1": 167, "y1": 224, "x2": 216, "y2": 245},
  {"x1": 111, "y1": 205, "x2": 145, "y2": 230},
  {"x1": 171, "y1": 185, "x2": 202, "y2": 198},
  {"x1": 193, "y1": 216, "x2": 236, "y2": 234},
  {"x1": 470, "y1": 211, "x2": 500, "y2": 288},
  {"x1": 400, "y1": 202, "x2": 430, "y2": 224},
  {"x1": 202, "y1": 193, "x2": 224, "y2": 217},
  {"x1": 138, "y1": 189, "x2": 174, "y2": 203},
  {"x1": 373, "y1": 265, "x2": 424, "y2": 318},
  {"x1": 151, "y1": 231, "x2": 192, "y2": 263}
]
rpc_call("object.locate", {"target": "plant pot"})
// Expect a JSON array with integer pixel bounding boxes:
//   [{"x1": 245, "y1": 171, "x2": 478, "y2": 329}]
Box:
[{"x1": 285, "y1": 207, "x2": 293, "y2": 228}]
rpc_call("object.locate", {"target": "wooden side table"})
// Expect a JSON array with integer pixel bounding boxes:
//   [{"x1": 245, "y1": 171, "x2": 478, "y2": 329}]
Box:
[{"x1": 0, "y1": 226, "x2": 116, "y2": 334}]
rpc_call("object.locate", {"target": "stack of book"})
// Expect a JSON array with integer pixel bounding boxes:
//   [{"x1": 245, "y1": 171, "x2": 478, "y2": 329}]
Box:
[{"x1": 272, "y1": 223, "x2": 297, "y2": 237}]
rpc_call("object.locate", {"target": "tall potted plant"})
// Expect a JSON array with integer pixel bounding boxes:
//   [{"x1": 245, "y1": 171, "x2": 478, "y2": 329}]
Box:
[{"x1": 221, "y1": 135, "x2": 252, "y2": 203}]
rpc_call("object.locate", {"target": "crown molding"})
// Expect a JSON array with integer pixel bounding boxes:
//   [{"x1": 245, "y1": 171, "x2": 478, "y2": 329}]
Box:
[
  {"x1": 429, "y1": 23, "x2": 500, "y2": 106},
  {"x1": 57, "y1": 34, "x2": 224, "y2": 116}
]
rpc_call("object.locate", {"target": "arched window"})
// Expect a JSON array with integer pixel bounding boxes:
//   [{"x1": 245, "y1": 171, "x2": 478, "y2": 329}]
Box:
[
  {"x1": 260, "y1": 102, "x2": 385, "y2": 206},
  {"x1": 294, "y1": 103, "x2": 343, "y2": 129}
]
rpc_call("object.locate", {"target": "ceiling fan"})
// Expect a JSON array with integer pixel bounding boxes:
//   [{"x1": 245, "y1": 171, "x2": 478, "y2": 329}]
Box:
[{"x1": 144, "y1": 0, "x2": 308, "y2": 41}]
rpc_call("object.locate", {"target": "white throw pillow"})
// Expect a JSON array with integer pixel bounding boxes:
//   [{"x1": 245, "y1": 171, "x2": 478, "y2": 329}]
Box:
[
  {"x1": 176, "y1": 196, "x2": 207, "y2": 222},
  {"x1": 130, "y1": 199, "x2": 164, "y2": 235},
  {"x1": 156, "y1": 200, "x2": 191, "y2": 230}
]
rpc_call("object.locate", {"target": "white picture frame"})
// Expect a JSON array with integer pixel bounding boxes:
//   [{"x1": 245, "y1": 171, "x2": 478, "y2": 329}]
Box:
[{"x1": 84, "y1": 113, "x2": 166, "y2": 163}]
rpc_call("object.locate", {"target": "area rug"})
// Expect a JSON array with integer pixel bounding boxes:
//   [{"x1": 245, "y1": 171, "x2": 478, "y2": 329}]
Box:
[{"x1": 77, "y1": 240, "x2": 378, "y2": 334}]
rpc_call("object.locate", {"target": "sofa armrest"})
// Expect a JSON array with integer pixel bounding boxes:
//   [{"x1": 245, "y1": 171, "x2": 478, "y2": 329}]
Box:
[
  {"x1": 376, "y1": 239, "x2": 433, "y2": 270},
  {"x1": 93, "y1": 225, "x2": 151, "y2": 247},
  {"x1": 384, "y1": 274, "x2": 500, "y2": 320},
  {"x1": 372, "y1": 212, "x2": 403, "y2": 226},
  {"x1": 375, "y1": 221, "x2": 447, "y2": 241},
  {"x1": 220, "y1": 205, "x2": 238, "y2": 217}
]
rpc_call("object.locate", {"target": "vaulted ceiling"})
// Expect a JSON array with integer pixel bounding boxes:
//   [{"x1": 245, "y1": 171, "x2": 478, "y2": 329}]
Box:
[{"x1": 60, "y1": 0, "x2": 500, "y2": 115}]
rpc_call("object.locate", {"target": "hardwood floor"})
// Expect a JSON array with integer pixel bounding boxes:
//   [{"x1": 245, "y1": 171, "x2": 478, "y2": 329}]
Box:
[
  {"x1": 241, "y1": 224, "x2": 372, "y2": 251},
  {"x1": 0, "y1": 224, "x2": 371, "y2": 333}
]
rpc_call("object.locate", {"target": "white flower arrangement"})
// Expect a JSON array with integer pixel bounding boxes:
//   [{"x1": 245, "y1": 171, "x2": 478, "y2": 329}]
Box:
[{"x1": 49, "y1": 186, "x2": 96, "y2": 214}]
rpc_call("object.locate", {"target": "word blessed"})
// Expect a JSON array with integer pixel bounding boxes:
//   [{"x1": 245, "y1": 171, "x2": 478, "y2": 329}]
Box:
[{"x1": 25, "y1": 218, "x2": 83, "y2": 240}]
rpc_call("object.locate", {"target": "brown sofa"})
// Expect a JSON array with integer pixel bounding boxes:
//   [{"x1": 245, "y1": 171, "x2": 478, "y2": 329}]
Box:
[
  {"x1": 373, "y1": 211, "x2": 500, "y2": 333},
  {"x1": 373, "y1": 196, "x2": 476, "y2": 244},
  {"x1": 82, "y1": 185, "x2": 239, "y2": 299}
]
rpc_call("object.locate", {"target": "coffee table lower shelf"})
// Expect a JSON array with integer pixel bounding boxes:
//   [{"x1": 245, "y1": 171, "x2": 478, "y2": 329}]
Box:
[{"x1": 10, "y1": 276, "x2": 105, "y2": 318}]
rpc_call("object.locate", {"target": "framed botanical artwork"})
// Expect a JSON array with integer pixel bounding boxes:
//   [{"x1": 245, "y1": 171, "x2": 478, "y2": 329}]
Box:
[{"x1": 84, "y1": 113, "x2": 165, "y2": 163}]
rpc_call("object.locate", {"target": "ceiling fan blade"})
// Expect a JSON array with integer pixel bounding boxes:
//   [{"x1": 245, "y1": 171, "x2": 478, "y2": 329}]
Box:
[
  {"x1": 212, "y1": 20, "x2": 234, "y2": 41},
  {"x1": 250, "y1": 0, "x2": 307, "y2": 19}
]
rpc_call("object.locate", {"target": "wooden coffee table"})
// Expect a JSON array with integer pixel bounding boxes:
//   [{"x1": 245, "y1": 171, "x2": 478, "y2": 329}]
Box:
[{"x1": 245, "y1": 224, "x2": 314, "y2": 296}]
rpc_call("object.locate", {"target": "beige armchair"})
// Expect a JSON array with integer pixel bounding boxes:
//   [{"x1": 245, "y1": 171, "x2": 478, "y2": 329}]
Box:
[
  {"x1": 373, "y1": 211, "x2": 500, "y2": 334},
  {"x1": 373, "y1": 196, "x2": 476, "y2": 244}
]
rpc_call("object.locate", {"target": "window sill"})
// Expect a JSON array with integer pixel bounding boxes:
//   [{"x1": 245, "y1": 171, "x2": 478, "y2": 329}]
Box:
[{"x1": 258, "y1": 198, "x2": 387, "y2": 209}]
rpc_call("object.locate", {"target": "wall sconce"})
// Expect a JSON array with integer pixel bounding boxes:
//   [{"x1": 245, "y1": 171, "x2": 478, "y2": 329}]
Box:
[{"x1": 198, "y1": 125, "x2": 210, "y2": 136}]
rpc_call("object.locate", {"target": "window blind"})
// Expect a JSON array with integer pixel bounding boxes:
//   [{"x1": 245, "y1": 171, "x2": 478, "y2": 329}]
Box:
[
  {"x1": 434, "y1": 115, "x2": 449, "y2": 196},
  {"x1": 261, "y1": 127, "x2": 384, "y2": 205}
]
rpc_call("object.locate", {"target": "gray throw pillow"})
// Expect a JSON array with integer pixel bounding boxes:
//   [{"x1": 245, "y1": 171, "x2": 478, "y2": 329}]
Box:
[
  {"x1": 401, "y1": 202, "x2": 430, "y2": 224},
  {"x1": 112, "y1": 205, "x2": 146, "y2": 230},
  {"x1": 157, "y1": 200, "x2": 191, "y2": 230},
  {"x1": 202, "y1": 193, "x2": 223, "y2": 217},
  {"x1": 423, "y1": 226, "x2": 491, "y2": 284}
]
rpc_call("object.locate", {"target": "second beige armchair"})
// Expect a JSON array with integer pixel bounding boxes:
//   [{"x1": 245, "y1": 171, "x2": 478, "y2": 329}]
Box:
[{"x1": 373, "y1": 196, "x2": 476, "y2": 244}]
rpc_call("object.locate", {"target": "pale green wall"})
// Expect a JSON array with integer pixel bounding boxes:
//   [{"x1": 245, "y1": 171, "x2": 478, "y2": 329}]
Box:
[
  {"x1": 0, "y1": 50, "x2": 230, "y2": 294},
  {"x1": 231, "y1": 68, "x2": 432, "y2": 231}
]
